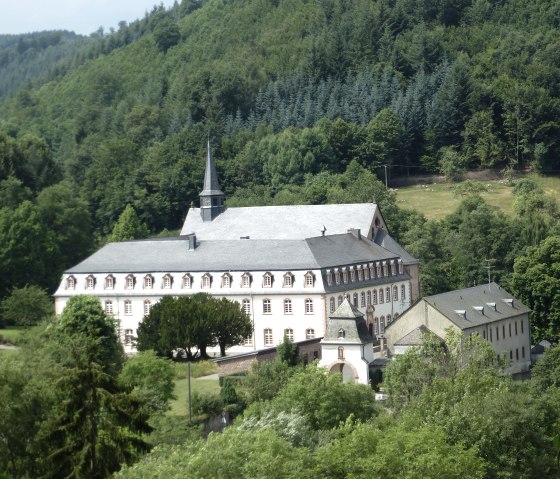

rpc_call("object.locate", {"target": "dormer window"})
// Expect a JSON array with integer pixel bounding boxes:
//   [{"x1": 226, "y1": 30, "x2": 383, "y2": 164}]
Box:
[
  {"x1": 357, "y1": 267, "x2": 363, "y2": 281},
  {"x1": 283, "y1": 272, "x2": 294, "y2": 287},
  {"x1": 391, "y1": 261, "x2": 396, "y2": 276},
  {"x1": 304, "y1": 271, "x2": 314, "y2": 287},
  {"x1": 241, "y1": 272, "x2": 252, "y2": 288},
  {"x1": 66, "y1": 275, "x2": 76, "y2": 290},
  {"x1": 263, "y1": 272, "x2": 273, "y2": 287},
  {"x1": 182, "y1": 273, "x2": 193, "y2": 289},
  {"x1": 383, "y1": 262, "x2": 388, "y2": 277},
  {"x1": 338, "y1": 328, "x2": 345, "y2": 340},
  {"x1": 335, "y1": 270, "x2": 341, "y2": 285},
  {"x1": 125, "y1": 274, "x2": 135, "y2": 289},
  {"x1": 376, "y1": 264, "x2": 382, "y2": 277},
  {"x1": 86, "y1": 275, "x2": 95, "y2": 290},
  {"x1": 364, "y1": 266, "x2": 370, "y2": 280},
  {"x1": 222, "y1": 273, "x2": 232, "y2": 288},
  {"x1": 202, "y1": 273, "x2": 212, "y2": 289},
  {"x1": 104, "y1": 275, "x2": 115, "y2": 290},
  {"x1": 350, "y1": 268, "x2": 355, "y2": 282},
  {"x1": 144, "y1": 274, "x2": 154, "y2": 289},
  {"x1": 342, "y1": 269, "x2": 348, "y2": 284},
  {"x1": 162, "y1": 274, "x2": 173, "y2": 289},
  {"x1": 369, "y1": 264, "x2": 375, "y2": 278},
  {"x1": 326, "y1": 271, "x2": 333, "y2": 286},
  {"x1": 398, "y1": 260, "x2": 404, "y2": 275}
]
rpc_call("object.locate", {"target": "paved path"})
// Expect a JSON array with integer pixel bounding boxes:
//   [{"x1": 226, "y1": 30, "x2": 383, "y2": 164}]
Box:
[
  {"x1": 0, "y1": 344, "x2": 19, "y2": 350},
  {"x1": 194, "y1": 373, "x2": 220, "y2": 380}
]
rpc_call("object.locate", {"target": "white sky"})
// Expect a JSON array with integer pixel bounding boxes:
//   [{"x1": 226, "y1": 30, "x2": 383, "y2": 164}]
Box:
[{"x1": 0, "y1": 0, "x2": 178, "y2": 36}]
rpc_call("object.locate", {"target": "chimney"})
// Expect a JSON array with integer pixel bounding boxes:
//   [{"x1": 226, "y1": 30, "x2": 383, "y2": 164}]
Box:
[
  {"x1": 187, "y1": 233, "x2": 196, "y2": 251},
  {"x1": 347, "y1": 228, "x2": 361, "y2": 240}
]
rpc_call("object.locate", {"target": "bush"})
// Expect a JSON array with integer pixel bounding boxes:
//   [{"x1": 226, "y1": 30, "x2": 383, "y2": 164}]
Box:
[
  {"x1": 220, "y1": 378, "x2": 239, "y2": 405},
  {"x1": 191, "y1": 392, "x2": 223, "y2": 417},
  {"x1": 1, "y1": 285, "x2": 52, "y2": 326}
]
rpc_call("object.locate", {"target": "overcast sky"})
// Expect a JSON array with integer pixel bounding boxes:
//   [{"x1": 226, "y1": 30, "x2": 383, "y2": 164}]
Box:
[{"x1": 0, "y1": 0, "x2": 178, "y2": 36}]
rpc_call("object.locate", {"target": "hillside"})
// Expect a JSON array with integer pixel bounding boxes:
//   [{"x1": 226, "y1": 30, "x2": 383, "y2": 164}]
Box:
[{"x1": 1, "y1": 0, "x2": 560, "y2": 300}]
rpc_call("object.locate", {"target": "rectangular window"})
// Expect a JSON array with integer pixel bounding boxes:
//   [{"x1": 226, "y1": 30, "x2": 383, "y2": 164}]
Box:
[
  {"x1": 284, "y1": 299, "x2": 292, "y2": 314},
  {"x1": 358, "y1": 268, "x2": 363, "y2": 281},
  {"x1": 305, "y1": 273, "x2": 314, "y2": 287},
  {"x1": 124, "y1": 301, "x2": 132, "y2": 315},
  {"x1": 509, "y1": 323, "x2": 512, "y2": 337},
  {"x1": 306, "y1": 328, "x2": 315, "y2": 339},
  {"x1": 263, "y1": 299, "x2": 271, "y2": 314},
  {"x1": 126, "y1": 276, "x2": 134, "y2": 289},
  {"x1": 264, "y1": 328, "x2": 273, "y2": 346},
  {"x1": 284, "y1": 274, "x2": 293, "y2": 287},
  {"x1": 242, "y1": 275, "x2": 251, "y2": 287},
  {"x1": 104, "y1": 301, "x2": 113, "y2": 314},
  {"x1": 515, "y1": 321, "x2": 518, "y2": 335},
  {"x1": 124, "y1": 329, "x2": 133, "y2": 346},
  {"x1": 243, "y1": 335, "x2": 253, "y2": 346},
  {"x1": 521, "y1": 320, "x2": 524, "y2": 334},
  {"x1": 360, "y1": 292, "x2": 366, "y2": 307},
  {"x1": 496, "y1": 327, "x2": 499, "y2": 341},
  {"x1": 284, "y1": 328, "x2": 294, "y2": 341}
]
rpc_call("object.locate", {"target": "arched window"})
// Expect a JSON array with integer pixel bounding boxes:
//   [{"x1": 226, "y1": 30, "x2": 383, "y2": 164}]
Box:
[
  {"x1": 163, "y1": 274, "x2": 173, "y2": 289},
  {"x1": 353, "y1": 293, "x2": 358, "y2": 306},
  {"x1": 326, "y1": 271, "x2": 333, "y2": 286},
  {"x1": 104, "y1": 300, "x2": 113, "y2": 314},
  {"x1": 243, "y1": 334, "x2": 253, "y2": 346},
  {"x1": 66, "y1": 275, "x2": 76, "y2": 290},
  {"x1": 263, "y1": 299, "x2": 271, "y2": 314},
  {"x1": 338, "y1": 328, "x2": 345, "y2": 340},
  {"x1": 393, "y1": 285, "x2": 398, "y2": 301},
  {"x1": 144, "y1": 300, "x2": 152, "y2": 316},
  {"x1": 330, "y1": 297, "x2": 335, "y2": 313},
  {"x1": 221, "y1": 273, "x2": 231, "y2": 288},
  {"x1": 364, "y1": 267, "x2": 370, "y2": 280},
  {"x1": 386, "y1": 287, "x2": 391, "y2": 303},
  {"x1": 357, "y1": 267, "x2": 363, "y2": 281},
  {"x1": 306, "y1": 328, "x2": 315, "y2": 339},
  {"x1": 305, "y1": 298, "x2": 313, "y2": 313},
  {"x1": 264, "y1": 328, "x2": 273, "y2": 346},
  {"x1": 335, "y1": 271, "x2": 341, "y2": 285},
  {"x1": 370, "y1": 265, "x2": 375, "y2": 278},
  {"x1": 343, "y1": 270, "x2": 348, "y2": 284},
  {"x1": 284, "y1": 299, "x2": 292, "y2": 314},
  {"x1": 241, "y1": 272, "x2": 252, "y2": 287},
  {"x1": 284, "y1": 328, "x2": 294, "y2": 341},
  {"x1": 182, "y1": 273, "x2": 192, "y2": 289},
  {"x1": 350, "y1": 268, "x2": 355, "y2": 282},
  {"x1": 242, "y1": 298, "x2": 251, "y2": 314},
  {"x1": 401, "y1": 284, "x2": 406, "y2": 300},
  {"x1": 378, "y1": 289, "x2": 384, "y2": 304},
  {"x1": 86, "y1": 275, "x2": 95, "y2": 290},
  {"x1": 283, "y1": 272, "x2": 294, "y2": 287},
  {"x1": 124, "y1": 300, "x2": 132, "y2": 315},
  {"x1": 387, "y1": 314, "x2": 392, "y2": 324},
  {"x1": 338, "y1": 346, "x2": 344, "y2": 359},
  {"x1": 374, "y1": 317, "x2": 379, "y2": 335},
  {"x1": 104, "y1": 275, "x2": 114, "y2": 289},
  {"x1": 399, "y1": 261, "x2": 404, "y2": 274},
  {"x1": 126, "y1": 274, "x2": 135, "y2": 289},
  {"x1": 144, "y1": 274, "x2": 153, "y2": 289},
  {"x1": 361, "y1": 292, "x2": 366, "y2": 307},
  {"x1": 304, "y1": 271, "x2": 314, "y2": 287},
  {"x1": 338, "y1": 295, "x2": 343, "y2": 306},
  {"x1": 263, "y1": 272, "x2": 273, "y2": 287},
  {"x1": 201, "y1": 273, "x2": 212, "y2": 289},
  {"x1": 367, "y1": 291, "x2": 371, "y2": 305},
  {"x1": 376, "y1": 264, "x2": 382, "y2": 277},
  {"x1": 372, "y1": 289, "x2": 377, "y2": 304},
  {"x1": 380, "y1": 316, "x2": 385, "y2": 333}
]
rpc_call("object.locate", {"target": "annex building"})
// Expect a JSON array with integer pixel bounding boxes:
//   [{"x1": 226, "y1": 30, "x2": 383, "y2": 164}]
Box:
[
  {"x1": 383, "y1": 283, "x2": 532, "y2": 375},
  {"x1": 54, "y1": 147, "x2": 420, "y2": 354}
]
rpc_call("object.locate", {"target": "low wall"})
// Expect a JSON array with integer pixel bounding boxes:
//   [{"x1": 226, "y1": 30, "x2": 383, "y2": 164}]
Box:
[{"x1": 216, "y1": 338, "x2": 322, "y2": 376}]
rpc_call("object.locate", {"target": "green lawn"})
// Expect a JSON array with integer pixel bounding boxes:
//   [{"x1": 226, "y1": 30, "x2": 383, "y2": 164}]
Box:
[
  {"x1": 0, "y1": 326, "x2": 30, "y2": 345},
  {"x1": 170, "y1": 377, "x2": 221, "y2": 416},
  {"x1": 394, "y1": 173, "x2": 560, "y2": 220}
]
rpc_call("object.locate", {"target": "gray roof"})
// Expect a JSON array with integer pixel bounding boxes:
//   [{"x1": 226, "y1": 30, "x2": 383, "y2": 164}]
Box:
[
  {"x1": 65, "y1": 232, "x2": 402, "y2": 274},
  {"x1": 200, "y1": 142, "x2": 223, "y2": 196},
  {"x1": 181, "y1": 203, "x2": 377, "y2": 238},
  {"x1": 424, "y1": 283, "x2": 530, "y2": 329},
  {"x1": 394, "y1": 325, "x2": 443, "y2": 346},
  {"x1": 374, "y1": 229, "x2": 418, "y2": 264},
  {"x1": 322, "y1": 298, "x2": 374, "y2": 344}
]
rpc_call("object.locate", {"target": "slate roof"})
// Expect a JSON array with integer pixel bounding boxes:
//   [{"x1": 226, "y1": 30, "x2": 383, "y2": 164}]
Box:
[
  {"x1": 65, "y1": 232, "x2": 400, "y2": 274},
  {"x1": 200, "y1": 142, "x2": 223, "y2": 196},
  {"x1": 322, "y1": 298, "x2": 374, "y2": 344},
  {"x1": 374, "y1": 228, "x2": 418, "y2": 264},
  {"x1": 180, "y1": 203, "x2": 377, "y2": 238},
  {"x1": 424, "y1": 283, "x2": 530, "y2": 329}
]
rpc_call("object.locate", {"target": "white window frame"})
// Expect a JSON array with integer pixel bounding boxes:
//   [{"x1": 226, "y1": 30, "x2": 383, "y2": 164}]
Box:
[
  {"x1": 182, "y1": 274, "x2": 192, "y2": 289},
  {"x1": 264, "y1": 328, "x2": 273, "y2": 346},
  {"x1": 162, "y1": 274, "x2": 172, "y2": 289},
  {"x1": 104, "y1": 300, "x2": 113, "y2": 314},
  {"x1": 125, "y1": 275, "x2": 135, "y2": 289},
  {"x1": 202, "y1": 273, "x2": 212, "y2": 289},
  {"x1": 284, "y1": 298, "x2": 292, "y2": 314},
  {"x1": 144, "y1": 275, "x2": 153, "y2": 289},
  {"x1": 263, "y1": 272, "x2": 273, "y2": 288},
  {"x1": 124, "y1": 329, "x2": 134, "y2": 346},
  {"x1": 124, "y1": 300, "x2": 132, "y2": 315},
  {"x1": 305, "y1": 298, "x2": 313, "y2": 314},
  {"x1": 305, "y1": 328, "x2": 315, "y2": 339},
  {"x1": 241, "y1": 273, "x2": 252, "y2": 288},
  {"x1": 263, "y1": 299, "x2": 271, "y2": 314},
  {"x1": 104, "y1": 275, "x2": 114, "y2": 290},
  {"x1": 283, "y1": 273, "x2": 293, "y2": 287},
  {"x1": 222, "y1": 273, "x2": 232, "y2": 288},
  {"x1": 66, "y1": 275, "x2": 76, "y2": 290},
  {"x1": 305, "y1": 272, "x2": 314, "y2": 287},
  {"x1": 284, "y1": 328, "x2": 294, "y2": 341},
  {"x1": 143, "y1": 300, "x2": 151, "y2": 316},
  {"x1": 86, "y1": 275, "x2": 95, "y2": 290}
]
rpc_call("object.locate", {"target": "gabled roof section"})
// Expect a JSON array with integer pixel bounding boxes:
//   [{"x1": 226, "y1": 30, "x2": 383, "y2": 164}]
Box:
[
  {"x1": 374, "y1": 228, "x2": 418, "y2": 264},
  {"x1": 394, "y1": 325, "x2": 443, "y2": 346},
  {"x1": 330, "y1": 296, "x2": 364, "y2": 319},
  {"x1": 181, "y1": 203, "x2": 378, "y2": 238},
  {"x1": 424, "y1": 283, "x2": 530, "y2": 329},
  {"x1": 200, "y1": 141, "x2": 223, "y2": 196}
]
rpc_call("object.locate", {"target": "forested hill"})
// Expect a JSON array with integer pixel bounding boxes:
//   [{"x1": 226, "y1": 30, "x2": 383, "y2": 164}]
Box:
[{"x1": 1, "y1": 0, "x2": 560, "y2": 296}]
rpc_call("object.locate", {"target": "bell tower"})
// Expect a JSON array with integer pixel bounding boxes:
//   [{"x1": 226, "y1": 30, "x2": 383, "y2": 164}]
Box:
[{"x1": 200, "y1": 141, "x2": 225, "y2": 222}]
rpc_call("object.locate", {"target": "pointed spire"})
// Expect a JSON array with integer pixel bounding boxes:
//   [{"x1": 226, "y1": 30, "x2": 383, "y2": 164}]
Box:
[{"x1": 200, "y1": 140, "x2": 223, "y2": 196}]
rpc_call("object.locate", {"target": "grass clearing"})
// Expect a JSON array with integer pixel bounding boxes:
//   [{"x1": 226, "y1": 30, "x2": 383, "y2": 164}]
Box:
[
  {"x1": 170, "y1": 377, "x2": 220, "y2": 416},
  {"x1": 0, "y1": 327, "x2": 30, "y2": 345},
  {"x1": 394, "y1": 173, "x2": 560, "y2": 220},
  {"x1": 173, "y1": 360, "x2": 218, "y2": 379}
]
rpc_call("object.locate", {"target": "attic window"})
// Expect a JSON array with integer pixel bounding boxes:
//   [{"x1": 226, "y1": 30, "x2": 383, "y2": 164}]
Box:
[
  {"x1": 283, "y1": 272, "x2": 294, "y2": 287},
  {"x1": 66, "y1": 275, "x2": 76, "y2": 290},
  {"x1": 182, "y1": 273, "x2": 193, "y2": 289},
  {"x1": 454, "y1": 309, "x2": 466, "y2": 319},
  {"x1": 242, "y1": 272, "x2": 252, "y2": 287},
  {"x1": 304, "y1": 272, "x2": 314, "y2": 287},
  {"x1": 502, "y1": 299, "x2": 514, "y2": 308},
  {"x1": 486, "y1": 302, "x2": 497, "y2": 311},
  {"x1": 86, "y1": 275, "x2": 96, "y2": 290},
  {"x1": 104, "y1": 275, "x2": 115, "y2": 290},
  {"x1": 263, "y1": 272, "x2": 273, "y2": 287},
  {"x1": 473, "y1": 306, "x2": 484, "y2": 315},
  {"x1": 338, "y1": 328, "x2": 346, "y2": 340}
]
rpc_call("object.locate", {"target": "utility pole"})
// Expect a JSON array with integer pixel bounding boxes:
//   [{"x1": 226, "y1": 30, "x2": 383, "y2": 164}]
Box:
[{"x1": 384, "y1": 165, "x2": 388, "y2": 188}]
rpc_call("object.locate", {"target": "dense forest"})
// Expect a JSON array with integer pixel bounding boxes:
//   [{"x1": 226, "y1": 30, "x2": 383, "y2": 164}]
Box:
[{"x1": 1, "y1": 0, "x2": 560, "y2": 337}]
